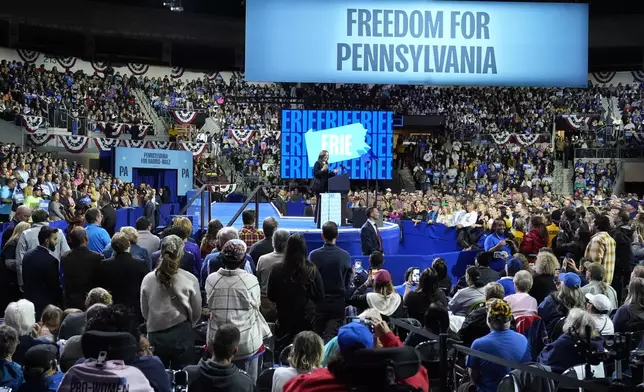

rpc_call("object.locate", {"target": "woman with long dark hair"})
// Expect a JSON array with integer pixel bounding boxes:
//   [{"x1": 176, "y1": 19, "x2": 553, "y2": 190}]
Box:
[
  {"x1": 520, "y1": 216, "x2": 548, "y2": 256},
  {"x1": 200, "y1": 219, "x2": 223, "y2": 258},
  {"x1": 311, "y1": 150, "x2": 338, "y2": 224},
  {"x1": 404, "y1": 268, "x2": 448, "y2": 323},
  {"x1": 267, "y1": 234, "x2": 324, "y2": 341}
]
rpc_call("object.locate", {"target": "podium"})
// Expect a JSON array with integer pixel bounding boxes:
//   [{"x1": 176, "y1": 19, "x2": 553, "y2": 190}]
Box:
[{"x1": 318, "y1": 174, "x2": 350, "y2": 228}]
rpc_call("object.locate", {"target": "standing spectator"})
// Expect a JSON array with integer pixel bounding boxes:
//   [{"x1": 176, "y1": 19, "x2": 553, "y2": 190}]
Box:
[
  {"x1": 249, "y1": 217, "x2": 277, "y2": 265},
  {"x1": 47, "y1": 192, "x2": 65, "y2": 222},
  {"x1": 141, "y1": 235, "x2": 202, "y2": 370},
  {"x1": 267, "y1": 235, "x2": 324, "y2": 345},
  {"x1": 103, "y1": 226, "x2": 151, "y2": 270},
  {"x1": 0, "y1": 324, "x2": 23, "y2": 390},
  {"x1": 610, "y1": 209, "x2": 634, "y2": 299},
  {"x1": 529, "y1": 251, "x2": 559, "y2": 304},
  {"x1": 84, "y1": 208, "x2": 111, "y2": 253},
  {"x1": 206, "y1": 239, "x2": 271, "y2": 383},
  {"x1": 256, "y1": 229, "x2": 289, "y2": 322},
  {"x1": 21, "y1": 227, "x2": 63, "y2": 318},
  {"x1": 94, "y1": 233, "x2": 149, "y2": 321},
  {"x1": 466, "y1": 300, "x2": 531, "y2": 392},
  {"x1": 0, "y1": 178, "x2": 17, "y2": 223},
  {"x1": 308, "y1": 222, "x2": 352, "y2": 341},
  {"x1": 183, "y1": 324, "x2": 255, "y2": 392},
  {"x1": 504, "y1": 271, "x2": 538, "y2": 317},
  {"x1": 519, "y1": 216, "x2": 548, "y2": 256},
  {"x1": 360, "y1": 207, "x2": 382, "y2": 255},
  {"x1": 99, "y1": 194, "x2": 116, "y2": 237},
  {"x1": 580, "y1": 262, "x2": 619, "y2": 310},
  {"x1": 238, "y1": 210, "x2": 265, "y2": 249},
  {"x1": 173, "y1": 217, "x2": 202, "y2": 274},
  {"x1": 60, "y1": 227, "x2": 103, "y2": 310},
  {"x1": 136, "y1": 216, "x2": 160, "y2": 258},
  {"x1": 199, "y1": 219, "x2": 223, "y2": 258},
  {"x1": 1, "y1": 205, "x2": 31, "y2": 248},
  {"x1": 585, "y1": 293, "x2": 614, "y2": 336},
  {"x1": 585, "y1": 214, "x2": 616, "y2": 284},
  {"x1": 143, "y1": 193, "x2": 157, "y2": 229},
  {"x1": 16, "y1": 210, "x2": 69, "y2": 273},
  {"x1": 0, "y1": 221, "x2": 30, "y2": 312},
  {"x1": 272, "y1": 331, "x2": 324, "y2": 392}
]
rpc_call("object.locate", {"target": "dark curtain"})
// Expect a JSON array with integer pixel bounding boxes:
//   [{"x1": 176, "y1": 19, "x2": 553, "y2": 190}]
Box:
[{"x1": 132, "y1": 168, "x2": 178, "y2": 202}]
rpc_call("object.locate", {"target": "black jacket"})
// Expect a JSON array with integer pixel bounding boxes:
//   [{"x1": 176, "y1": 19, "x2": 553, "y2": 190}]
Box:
[
  {"x1": 267, "y1": 261, "x2": 325, "y2": 337},
  {"x1": 60, "y1": 246, "x2": 104, "y2": 310},
  {"x1": 308, "y1": 243, "x2": 352, "y2": 297},
  {"x1": 185, "y1": 359, "x2": 255, "y2": 392},
  {"x1": 94, "y1": 253, "x2": 149, "y2": 320},
  {"x1": 22, "y1": 246, "x2": 62, "y2": 318},
  {"x1": 360, "y1": 221, "x2": 382, "y2": 255},
  {"x1": 611, "y1": 225, "x2": 635, "y2": 278},
  {"x1": 458, "y1": 304, "x2": 517, "y2": 347},
  {"x1": 529, "y1": 274, "x2": 557, "y2": 305},
  {"x1": 0, "y1": 238, "x2": 21, "y2": 312},
  {"x1": 1, "y1": 219, "x2": 18, "y2": 249},
  {"x1": 311, "y1": 160, "x2": 335, "y2": 194},
  {"x1": 249, "y1": 238, "x2": 273, "y2": 266},
  {"x1": 100, "y1": 204, "x2": 117, "y2": 237}
]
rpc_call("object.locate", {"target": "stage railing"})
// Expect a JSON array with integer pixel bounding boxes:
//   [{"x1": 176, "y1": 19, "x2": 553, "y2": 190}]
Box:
[
  {"x1": 226, "y1": 185, "x2": 262, "y2": 229},
  {"x1": 177, "y1": 184, "x2": 211, "y2": 233}
]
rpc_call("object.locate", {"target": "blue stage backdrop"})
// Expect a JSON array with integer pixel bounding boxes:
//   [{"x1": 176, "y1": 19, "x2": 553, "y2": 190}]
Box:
[
  {"x1": 281, "y1": 109, "x2": 393, "y2": 179},
  {"x1": 246, "y1": 0, "x2": 588, "y2": 87},
  {"x1": 113, "y1": 147, "x2": 193, "y2": 196}
]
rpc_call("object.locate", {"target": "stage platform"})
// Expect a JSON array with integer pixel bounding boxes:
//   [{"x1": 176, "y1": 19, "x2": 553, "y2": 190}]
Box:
[{"x1": 211, "y1": 202, "x2": 401, "y2": 256}]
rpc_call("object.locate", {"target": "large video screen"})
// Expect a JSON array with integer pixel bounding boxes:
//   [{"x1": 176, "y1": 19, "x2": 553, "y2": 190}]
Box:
[
  {"x1": 280, "y1": 109, "x2": 393, "y2": 180},
  {"x1": 246, "y1": 0, "x2": 588, "y2": 87}
]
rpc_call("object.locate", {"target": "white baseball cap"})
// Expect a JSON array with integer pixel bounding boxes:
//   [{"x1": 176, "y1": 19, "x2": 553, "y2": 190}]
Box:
[{"x1": 585, "y1": 293, "x2": 612, "y2": 313}]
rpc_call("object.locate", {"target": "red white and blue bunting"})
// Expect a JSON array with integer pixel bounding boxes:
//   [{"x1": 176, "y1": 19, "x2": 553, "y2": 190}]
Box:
[
  {"x1": 229, "y1": 129, "x2": 254, "y2": 144},
  {"x1": 205, "y1": 72, "x2": 223, "y2": 82},
  {"x1": 59, "y1": 135, "x2": 90, "y2": 153},
  {"x1": 147, "y1": 141, "x2": 172, "y2": 150},
  {"x1": 514, "y1": 134, "x2": 540, "y2": 146},
  {"x1": 94, "y1": 138, "x2": 121, "y2": 152},
  {"x1": 17, "y1": 49, "x2": 40, "y2": 63},
  {"x1": 22, "y1": 115, "x2": 45, "y2": 134},
  {"x1": 592, "y1": 72, "x2": 616, "y2": 84},
  {"x1": 121, "y1": 140, "x2": 147, "y2": 149},
  {"x1": 91, "y1": 61, "x2": 110, "y2": 74},
  {"x1": 57, "y1": 57, "x2": 77, "y2": 70},
  {"x1": 127, "y1": 63, "x2": 150, "y2": 76},
  {"x1": 171, "y1": 66, "x2": 185, "y2": 79},
  {"x1": 26, "y1": 133, "x2": 54, "y2": 147},
  {"x1": 489, "y1": 131, "x2": 540, "y2": 146},
  {"x1": 562, "y1": 115, "x2": 593, "y2": 130},
  {"x1": 97, "y1": 121, "x2": 126, "y2": 138},
  {"x1": 211, "y1": 184, "x2": 237, "y2": 195},
  {"x1": 632, "y1": 71, "x2": 644, "y2": 84},
  {"x1": 180, "y1": 142, "x2": 209, "y2": 157},
  {"x1": 172, "y1": 110, "x2": 198, "y2": 124}
]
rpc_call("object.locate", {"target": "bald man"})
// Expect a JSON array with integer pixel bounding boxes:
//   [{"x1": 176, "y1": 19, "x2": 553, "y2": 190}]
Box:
[
  {"x1": 60, "y1": 227, "x2": 104, "y2": 309},
  {"x1": 1, "y1": 205, "x2": 32, "y2": 249}
]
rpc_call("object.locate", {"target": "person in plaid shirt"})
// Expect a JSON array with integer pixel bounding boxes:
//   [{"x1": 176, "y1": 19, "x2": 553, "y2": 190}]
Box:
[
  {"x1": 239, "y1": 209, "x2": 265, "y2": 249},
  {"x1": 584, "y1": 215, "x2": 616, "y2": 285}
]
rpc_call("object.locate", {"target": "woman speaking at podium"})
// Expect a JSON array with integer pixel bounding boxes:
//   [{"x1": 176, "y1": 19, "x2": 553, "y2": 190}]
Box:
[{"x1": 312, "y1": 150, "x2": 339, "y2": 224}]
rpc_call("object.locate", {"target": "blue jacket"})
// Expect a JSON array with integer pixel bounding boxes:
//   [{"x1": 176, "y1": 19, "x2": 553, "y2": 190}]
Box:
[{"x1": 0, "y1": 360, "x2": 23, "y2": 391}]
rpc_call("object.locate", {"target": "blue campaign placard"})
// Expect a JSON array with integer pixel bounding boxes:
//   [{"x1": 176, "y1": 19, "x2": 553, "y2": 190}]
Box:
[
  {"x1": 280, "y1": 109, "x2": 393, "y2": 180},
  {"x1": 246, "y1": 0, "x2": 588, "y2": 87},
  {"x1": 320, "y1": 193, "x2": 342, "y2": 226}
]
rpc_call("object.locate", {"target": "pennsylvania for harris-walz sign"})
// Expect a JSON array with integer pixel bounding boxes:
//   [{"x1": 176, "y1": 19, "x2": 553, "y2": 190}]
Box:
[{"x1": 245, "y1": 0, "x2": 588, "y2": 87}]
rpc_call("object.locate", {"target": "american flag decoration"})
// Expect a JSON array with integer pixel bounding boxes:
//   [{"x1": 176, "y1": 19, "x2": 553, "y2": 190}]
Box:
[
  {"x1": 127, "y1": 63, "x2": 150, "y2": 76},
  {"x1": 59, "y1": 136, "x2": 90, "y2": 153},
  {"x1": 121, "y1": 140, "x2": 147, "y2": 149},
  {"x1": 22, "y1": 115, "x2": 44, "y2": 134},
  {"x1": 57, "y1": 57, "x2": 77, "y2": 70},
  {"x1": 97, "y1": 122, "x2": 125, "y2": 138},
  {"x1": 148, "y1": 141, "x2": 173, "y2": 150},
  {"x1": 179, "y1": 142, "x2": 209, "y2": 157},
  {"x1": 27, "y1": 133, "x2": 54, "y2": 147},
  {"x1": 631, "y1": 71, "x2": 644, "y2": 84},
  {"x1": 91, "y1": 61, "x2": 110, "y2": 73},
  {"x1": 172, "y1": 110, "x2": 198, "y2": 124},
  {"x1": 514, "y1": 134, "x2": 540, "y2": 146},
  {"x1": 94, "y1": 138, "x2": 121, "y2": 152},
  {"x1": 592, "y1": 72, "x2": 616, "y2": 85},
  {"x1": 133, "y1": 124, "x2": 150, "y2": 139},
  {"x1": 16, "y1": 49, "x2": 39, "y2": 63},
  {"x1": 563, "y1": 115, "x2": 592, "y2": 130},
  {"x1": 171, "y1": 66, "x2": 185, "y2": 79},
  {"x1": 229, "y1": 129, "x2": 254, "y2": 144}
]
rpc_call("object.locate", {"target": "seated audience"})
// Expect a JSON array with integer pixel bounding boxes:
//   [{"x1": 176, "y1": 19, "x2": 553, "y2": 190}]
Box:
[
  {"x1": 459, "y1": 282, "x2": 510, "y2": 347},
  {"x1": 404, "y1": 304, "x2": 452, "y2": 347},
  {"x1": 58, "y1": 288, "x2": 113, "y2": 340},
  {"x1": 449, "y1": 267, "x2": 486, "y2": 317},
  {"x1": 184, "y1": 324, "x2": 255, "y2": 392},
  {"x1": 585, "y1": 293, "x2": 615, "y2": 336},
  {"x1": 272, "y1": 331, "x2": 324, "y2": 392},
  {"x1": 0, "y1": 324, "x2": 23, "y2": 390},
  {"x1": 466, "y1": 300, "x2": 531, "y2": 392},
  {"x1": 394, "y1": 267, "x2": 417, "y2": 297},
  {"x1": 141, "y1": 235, "x2": 202, "y2": 370},
  {"x1": 404, "y1": 267, "x2": 448, "y2": 323},
  {"x1": 581, "y1": 262, "x2": 619, "y2": 310},
  {"x1": 538, "y1": 272, "x2": 585, "y2": 334},
  {"x1": 206, "y1": 239, "x2": 271, "y2": 383},
  {"x1": 497, "y1": 258, "x2": 522, "y2": 296},
  {"x1": 613, "y1": 277, "x2": 644, "y2": 333},
  {"x1": 504, "y1": 270, "x2": 538, "y2": 317},
  {"x1": 59, "y1": 303, "x2": 107, "y2": 372},
  {"x1": 18, "y1": 344, "x2": 63, "y2": 392},
  {"x1": 452, "y1": 252, "x2": 500, "y2": 294},
  {"x1": 538, "y1": 308, "x2": 605, "y2": 373},
  {"x1": 432, "y1": 258, "x2": 452, "y2": 294},
  {"x1": 349, "y1": 269, "x2": 405, "y2": 319},
  {"x1": 37, "y1": 306, "x2": 63, "y2": 342}
]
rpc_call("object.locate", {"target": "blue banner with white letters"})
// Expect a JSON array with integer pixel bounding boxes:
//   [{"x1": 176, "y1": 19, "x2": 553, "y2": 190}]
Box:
[
  {"x1": 113, "y1": 147, "x2": 193, "y2": 196},
  {"x1": 281, "y1": 109, "x2": 393, "y2": 180},
  {"x1": 246, "y1": 0, "x2": 588, "y2": 87}
]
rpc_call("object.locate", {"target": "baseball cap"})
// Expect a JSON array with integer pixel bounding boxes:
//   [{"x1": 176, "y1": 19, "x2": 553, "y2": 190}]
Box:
[
  {"x1": 506, "y1": 258, "x2": 523, "y2": 275},
  {"x1": 373, "y1": 269, "x2": 392, "y2": 285},
  {"x1": 337, "y1": 322, "x2": 374, "y2": 353},
  {"x1": 558, "y1": 272, "x2": 581, "y2": 289},
  {"x1": 585, "y1": 293, "x2": 612, "y2": 313},
  {"x1": 221, "y1": 239, "x2": 247, "y2": 261},
  {"x1": 23, "y1": 344, "x2": 57, "y2": 372}
]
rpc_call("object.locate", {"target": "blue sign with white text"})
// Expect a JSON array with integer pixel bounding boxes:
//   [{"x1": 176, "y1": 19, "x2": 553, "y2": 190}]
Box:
[
  {"x1": 113, "y1": 147, "x2": 193, "y2": 196},
  {"x1": 246, "y1": 0, "x2": 588, "y2": 87},
  {"x1": 281, "y1": 109, "x2": 393, "y2": 180}
]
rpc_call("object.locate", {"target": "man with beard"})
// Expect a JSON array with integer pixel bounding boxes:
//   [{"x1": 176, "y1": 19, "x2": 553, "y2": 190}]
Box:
[{"x1": 21, "y1": 226, "x2": 63, "y2": 317}]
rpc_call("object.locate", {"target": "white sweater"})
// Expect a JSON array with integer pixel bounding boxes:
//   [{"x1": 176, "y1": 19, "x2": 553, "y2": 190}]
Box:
[{"x1": 140, "y1": 269, "x2": 202, "y2": 333}]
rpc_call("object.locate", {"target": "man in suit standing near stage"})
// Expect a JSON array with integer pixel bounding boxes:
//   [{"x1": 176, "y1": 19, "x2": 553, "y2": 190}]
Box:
[
  {"x1": 309, "y1": 221, "x2": 352, "y2": 341},
  {"x1": 360, "y1": 207, "x2": 383, "y2": 255},
  {"x1": 274, "y1": 189, "x2": 288, "y2": 215},
  {"x1": 99, "y1": 194, "x2": 116, "y2": 237}
]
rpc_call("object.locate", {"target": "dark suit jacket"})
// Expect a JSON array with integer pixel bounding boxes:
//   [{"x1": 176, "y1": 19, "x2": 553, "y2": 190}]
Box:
[
  {"x1": 1, "y1": 219, "x2": 18, "y2": 249},
  {"x1": 274, "y1": 196, "x2": 287, "y2": 215},
  {"x1": 311, "y1": 161, "x2": 335, "y2": 194},
  {"x1": 144, "y1": 201, "x2": 156, "y2": 228},
  {"x1": 22, "y1": 246, "x2": 62, "y2": 317},
  {"x1": 95, "y1": 253, "x2": 149, "y2": 320},
  {"x1": 249, "y1": 238, "x2": 274, "y2": 265},
  {"x1": 101, "y1": 204, "x2": 117, "y2": 237},
  {"x1": 60, "y1": 246, "x2": 104, "y2": 310},
  {"x1": 360, "y1": 221, "x2": 382, "y2": 256}
]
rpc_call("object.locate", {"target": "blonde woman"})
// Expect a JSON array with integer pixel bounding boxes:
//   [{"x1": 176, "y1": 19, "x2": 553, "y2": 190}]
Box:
[
  {"x1": 436, "y1": 205, "x2": 453, "y2": 226},
  {"x1": 529, "y1": 251, "x2": 560, "y2": 304},
  {"x1": 272, "y1": 331, "x2": 324, "y2": 392},
  {"x1": 0, "y1": 222, "x2": 31, "y2": 310}
]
